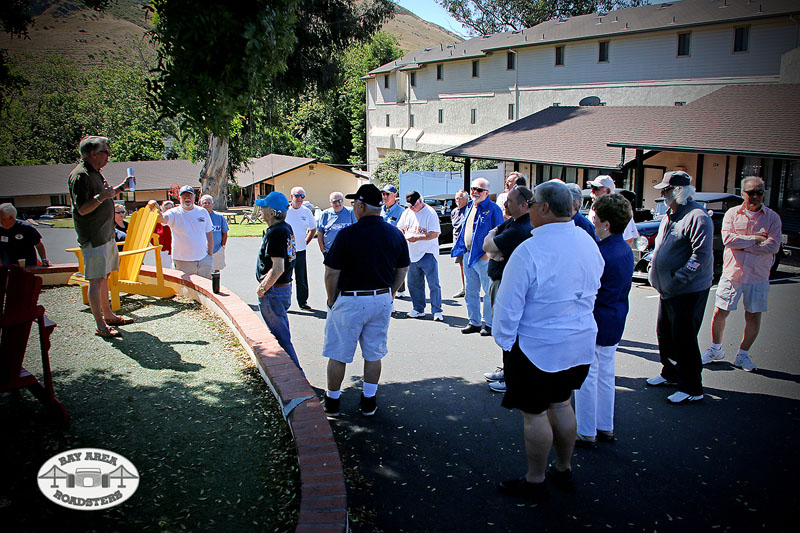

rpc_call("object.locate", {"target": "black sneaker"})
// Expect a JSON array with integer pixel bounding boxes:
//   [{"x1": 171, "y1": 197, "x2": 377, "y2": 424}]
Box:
[
  {"x1": 480, "y1": 326, "x2": 492, "y2": 336},
  {"x1": 497, "y1": 477, "x2": 548, "y2": 501},
  {"x1": 461, "y1": 324, "x2": 482, "y2": 334},
  {"x1": 547, "y1": 467, "x2": 574, "y2": 491},
  {"x1": 323, "y1": 395, "x2": 340, "y2": 417},
  {"x1": 360, "y1": 394, "x2": 377, "y2": 416}
]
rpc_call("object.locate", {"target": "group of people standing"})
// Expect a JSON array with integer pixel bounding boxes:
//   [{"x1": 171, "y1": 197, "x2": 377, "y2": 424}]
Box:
[{"x1": 52, "y1": 134, "x2": 781, "y2": 503}]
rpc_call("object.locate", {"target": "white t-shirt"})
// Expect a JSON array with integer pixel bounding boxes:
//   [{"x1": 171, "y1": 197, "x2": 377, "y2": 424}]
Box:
[
  {"x1": 397, "y1": 204, "x2": 441, "y2": 262},
  {"x1": 163, "y1": 205, "x2": 213, "y2": 261},
  {"x1": 589, "y1": 208, "x2": 639, "y2": 241},
  {"x1": 285, "y1": 205, "x2": 316, "y2": 252}
]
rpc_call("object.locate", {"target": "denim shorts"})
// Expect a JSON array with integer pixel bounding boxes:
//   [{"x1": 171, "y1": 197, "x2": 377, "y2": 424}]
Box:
[
  {"x1": 322, "y1": 292, "x2": 392, "y2": 363},
  {"x1": 715, "y1": 277, "x2": 769, "y2": 313},
  {"x1": 81, "y1": 239, "x2": 119, "y2": 279}
]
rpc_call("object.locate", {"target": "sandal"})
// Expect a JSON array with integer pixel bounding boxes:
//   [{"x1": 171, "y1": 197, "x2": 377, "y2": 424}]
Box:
[
  {"x1": 95, "y1": 327, "x2": 121, "y2": 338},
  {"x1": 105, "y1": 316, "x2": 134, "y2": 326},
  {"x1": 597, "y1": 430, "x2": 616, "y2": 442},
  {"x1": 575, "y1": 433, "x2": 598, "y2": 448}
]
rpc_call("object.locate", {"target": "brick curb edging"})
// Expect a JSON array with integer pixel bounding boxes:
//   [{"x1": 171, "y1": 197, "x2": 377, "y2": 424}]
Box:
[{"x1": 34, "y1": 264, "x2": 348, "y2": 533}]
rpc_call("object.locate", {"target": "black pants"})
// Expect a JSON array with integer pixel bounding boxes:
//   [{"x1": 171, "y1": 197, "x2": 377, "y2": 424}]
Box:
[
  {"x1": 656, "y1": 289, "x2": 710, "y2": 396},
  {"x1": 294, "y1": 249, "x2": 308, "y2": 306}
]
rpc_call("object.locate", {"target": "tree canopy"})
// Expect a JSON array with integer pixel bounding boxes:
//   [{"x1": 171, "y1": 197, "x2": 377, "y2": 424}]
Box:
[{"x1": 435, "y1": 0, "x2": 647, "y2": 36}]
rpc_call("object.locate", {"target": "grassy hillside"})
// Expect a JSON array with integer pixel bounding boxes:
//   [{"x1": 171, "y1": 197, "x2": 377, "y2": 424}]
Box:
[{"x1": 6, "y1": 1, "x2": 461, "y2": 69}]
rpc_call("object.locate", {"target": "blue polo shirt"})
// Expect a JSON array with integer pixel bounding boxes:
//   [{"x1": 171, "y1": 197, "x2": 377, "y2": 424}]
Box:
[
  {"x1": 208, "y1": 211, "x2": 229, "y2": 253},
  {"x1": 324, "y1": 215, "x2": 410, "y2": 291},
  {"x1": 381, "y1": 201, "x2": 405, "y2": 226}
]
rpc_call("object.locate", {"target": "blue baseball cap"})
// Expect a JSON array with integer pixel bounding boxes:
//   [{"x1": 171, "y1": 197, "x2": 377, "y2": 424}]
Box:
[
  {"x1": 255, "y1": 192, "x2": 290, "y2": 212},
  {"x1": 382, "y1": 184, "x2": 398, "y2": 194},
  {"x1": 179, "y1": 185, "x2": 195, "y2": 195}
]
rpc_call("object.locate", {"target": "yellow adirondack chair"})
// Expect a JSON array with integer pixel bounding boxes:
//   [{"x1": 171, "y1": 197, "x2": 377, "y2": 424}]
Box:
[{"x1": 67, "y1": 206, "x2": 176, "y2": 311}]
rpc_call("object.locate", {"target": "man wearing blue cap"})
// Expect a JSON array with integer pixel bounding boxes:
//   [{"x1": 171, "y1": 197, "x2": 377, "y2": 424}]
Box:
[
  {"x1": 255, "y1": 192, "x2": 301, "y2": 370},
  {"x1": 380, "y1": 185, "x2": 404, "y2": 226},
  {"x1": 150, "y1": 185, "x2": 214, "y2": 279}
]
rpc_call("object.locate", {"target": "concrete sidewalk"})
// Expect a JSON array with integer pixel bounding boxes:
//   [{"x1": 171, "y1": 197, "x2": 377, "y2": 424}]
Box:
[{"x1": 40, "y1": 227, "x2": 800, "y2": 531}]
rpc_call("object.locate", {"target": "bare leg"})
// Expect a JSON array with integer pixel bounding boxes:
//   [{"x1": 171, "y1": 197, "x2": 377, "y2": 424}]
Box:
[
  {"x1": 548, "y1": 400, "x2": 577, "y2": 472},
  {"x1": 98, "y1": 277, "x2": 124, "y2": 322},
  {"x1": 711, "y1": 307, "x2": 730, "y2": 344},
  {"x1": 459, "y1": 262, "x2": 465, "y2": 289},
  {"x1": 740, "y1": 311, "x2": 762, "y2": 351},
  {"x1": 363, "y1": 359, "x2": 382, "y2": 385},
  {"x1": 88, "y1": 278, "x2": 110, "y2": 331},
  {"x1": 521, "y1": 411, "x2": 551, "y2": 483},
  {"x1": 327, "y1": 359, "x2": 346, "y2": 392}
]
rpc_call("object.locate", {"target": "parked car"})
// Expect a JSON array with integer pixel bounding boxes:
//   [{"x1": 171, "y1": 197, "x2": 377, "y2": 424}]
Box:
[
  {"x1": 632, "y1": 192, "x2": 745, "y2": 281},
  {"x1": 39, "y1": 206, "x2": 72, "y2": 219},
  {"x1": 424, "y1": 194, "x2": 457, "y2": 247}
]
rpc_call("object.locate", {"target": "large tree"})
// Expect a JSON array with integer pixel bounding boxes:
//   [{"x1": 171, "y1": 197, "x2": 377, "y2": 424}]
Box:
[
  {"x1": 147, "y1": 0, "x2": 394, "y2": 209},
  {"x1": 436, "y1": 1, "x2": 647, "y2": 36}
]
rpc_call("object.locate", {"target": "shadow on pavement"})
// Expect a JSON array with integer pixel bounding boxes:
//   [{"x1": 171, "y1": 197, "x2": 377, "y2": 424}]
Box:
[{"x1": 325, "y1": 375, "x2": 798, "y2": 532}]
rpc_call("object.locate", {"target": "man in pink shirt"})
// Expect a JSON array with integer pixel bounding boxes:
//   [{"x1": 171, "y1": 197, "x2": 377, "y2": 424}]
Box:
[{"x1": 702, "y1": 177, "x2": 782, "y2": 372}]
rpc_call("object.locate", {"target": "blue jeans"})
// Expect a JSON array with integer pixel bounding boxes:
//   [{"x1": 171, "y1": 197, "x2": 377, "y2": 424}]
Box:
[
  {"x1": 258, "y1": 284, "x2": 302, "y2": 372},
  {"x1": 464, "y1": 257, "x2": 492, "y2": 327},
  {"x1": 407, "y1": 253, "x2": 442, "y2": 314}
]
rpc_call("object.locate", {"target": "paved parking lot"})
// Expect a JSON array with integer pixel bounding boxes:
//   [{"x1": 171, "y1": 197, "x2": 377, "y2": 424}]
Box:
[{"x1": 41, "y1": 227, "x2": 800, "y2": 531}]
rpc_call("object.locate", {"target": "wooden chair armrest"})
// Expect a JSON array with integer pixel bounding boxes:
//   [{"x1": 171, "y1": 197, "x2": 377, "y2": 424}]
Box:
[{"x1": 118, "y1": 244, "x2": 162, "y2": 258}]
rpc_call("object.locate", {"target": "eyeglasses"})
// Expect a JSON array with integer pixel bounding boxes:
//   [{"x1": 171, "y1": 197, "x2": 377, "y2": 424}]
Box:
[
  {"x1": 471, "y1": 187, "x2": 487, "y2": 193},
  {"x1": 743, "y1": 189, "x2": 764, "y2": 197},
  {"x1": 98, "y1": 149, "x2": 110, "y2": 156},
  {"x1": 381, "y1": 192, "x2": 390, "y2": 196},
  {"x1": 331, "y1": 199, "x2": 343, "y2": 204},
  {"x1": 293, "y1": 193, "x2": 305, "y2": 199},
  {"x1": 661, "y1": 186, "x2": 675, "y2": 193},
  {"x1": 527, "y1": 199, "x2": 539, "y2": 207}
]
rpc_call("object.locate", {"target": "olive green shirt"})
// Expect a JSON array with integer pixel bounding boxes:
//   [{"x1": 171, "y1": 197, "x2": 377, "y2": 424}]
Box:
[{"x1": 68, "y1": 160, "x2": 115, "y2": 247}]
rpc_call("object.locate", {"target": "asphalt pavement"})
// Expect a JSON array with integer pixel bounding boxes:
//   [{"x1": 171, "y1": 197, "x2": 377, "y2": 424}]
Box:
[{"x1": 39, "y1": 226, "x2": 800, "y2": 532}]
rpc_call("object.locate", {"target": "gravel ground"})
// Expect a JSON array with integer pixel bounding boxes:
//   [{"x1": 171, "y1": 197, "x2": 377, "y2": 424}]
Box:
[{"x1": 0, "y1": 287, "x2": 299, "y2": 532}]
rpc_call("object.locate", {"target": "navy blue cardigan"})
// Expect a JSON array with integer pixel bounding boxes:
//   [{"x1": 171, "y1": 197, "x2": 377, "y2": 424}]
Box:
[{"x1": 595, "y1": 233, "x2": 634, "y2": 347}]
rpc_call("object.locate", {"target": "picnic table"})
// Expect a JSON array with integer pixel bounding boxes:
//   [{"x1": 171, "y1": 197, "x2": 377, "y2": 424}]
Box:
[{"x1": 219, "y1": 212, "x2": 240, "y2": 225}]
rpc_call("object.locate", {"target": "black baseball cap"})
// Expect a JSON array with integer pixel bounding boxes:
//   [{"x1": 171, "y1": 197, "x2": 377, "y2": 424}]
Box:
[
  {"x1": 345, "y1": 183, "x2": 383, "y2": 207},
  {"x1": 406, "y1": 190, "x2": 421, "y2": 205}
]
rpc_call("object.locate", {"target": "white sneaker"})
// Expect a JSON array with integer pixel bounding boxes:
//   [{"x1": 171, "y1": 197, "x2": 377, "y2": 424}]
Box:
[
  {"x1": 397, "y1": 290, "x2": 406, "y2": 298},
  {"x1": 646, "y1": 375, "x2": 676, "y2": 387},
  {"x1": 667, "y1": 391, "x2": 704, "y2": 404},
  {"x1": 483, "y1": 367, "x2": 504, "y2": 382},
  {"x1": 701, "y1": 346, "x2": 725, "y2": 364},
  {"x1": 488, "y1": 381, "x2": 506, "y2": 393},
  {"x1": 407, "y1": 309, "x2": 425, "y2": 318},
  {"x1": 433, "y1": 312, "x2": 444, "y2": 321},
  {"x1": 734, "y1": 353, "x2": 757, "y2": 372}
]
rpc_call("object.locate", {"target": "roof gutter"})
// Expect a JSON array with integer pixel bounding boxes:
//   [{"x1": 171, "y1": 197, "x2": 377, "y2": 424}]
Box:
[
  {"x1": 607, "y1": 142, "x2": 800, "y2": 160},
  {"x1": 443, "y1": 151, "x2": 622, "y2": 170}
]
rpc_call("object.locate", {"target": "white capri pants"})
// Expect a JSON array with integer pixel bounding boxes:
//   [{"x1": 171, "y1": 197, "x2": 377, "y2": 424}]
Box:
[{"x1": 575, "y1": 343, "x2": 618, "y2": 437}]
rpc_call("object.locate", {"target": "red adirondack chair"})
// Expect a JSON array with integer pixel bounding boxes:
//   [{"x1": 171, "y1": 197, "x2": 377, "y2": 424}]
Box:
[{"x1": 0, "y1": 265, "x2": 68, "y2": 422}]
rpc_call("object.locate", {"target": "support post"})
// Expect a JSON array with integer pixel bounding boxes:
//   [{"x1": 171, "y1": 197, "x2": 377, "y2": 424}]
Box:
[
  {"x1": 463, "y1": 158, "x2": 472, "y2": 191},
  {"x1": 634, "y1": 149, "x2": 645, "y2": 209}
]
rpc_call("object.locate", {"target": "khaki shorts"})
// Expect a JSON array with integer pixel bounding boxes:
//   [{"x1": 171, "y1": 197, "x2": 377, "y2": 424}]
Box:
[
  {"x1": 212, "y1": 247, "x2": 226, "y2": 271},
  {"x1": 715, "y1": 277, "x2": 769, "y2": 313},
  {"x1": 82, "y1": 239, "x2": 119, "y2": 280}
]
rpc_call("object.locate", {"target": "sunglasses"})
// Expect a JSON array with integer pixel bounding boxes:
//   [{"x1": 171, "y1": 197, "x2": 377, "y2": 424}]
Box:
[
  {"x1": 115, "y1": 210, "x2": 125, "y2": 214},
  {"x1": 471, "y1": 187, "x2": 487, "y2": 193},
  {"x1": 331, "y1": 199, "x2": 343, "y2": 204},
  {"x1": 293, "y1": 193, "x2": 305, "y2": 198},
  {"x1": 743, "y1": 189, "x2": 764, "y2": 197}
]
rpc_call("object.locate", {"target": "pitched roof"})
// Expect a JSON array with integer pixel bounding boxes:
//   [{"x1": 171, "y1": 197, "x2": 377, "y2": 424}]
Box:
[
  {"x1": 235, "y1": 154, "x2": 317, "y2": 188},
  {"x1": 608, "y1": 83, "x2": 800, "y2": 158},
  {"x1": 444, "y1": 105, "x2": 660, "y2": 169},
  {"x1": 0, "y1": 160, "x2": 204, "y2": 198},
  {"x1": 444, "y1": 83, "x2": 800, "y2": 167},
  {"x1": 369, "y1": 0, "x2": 800, "y2": 75}
]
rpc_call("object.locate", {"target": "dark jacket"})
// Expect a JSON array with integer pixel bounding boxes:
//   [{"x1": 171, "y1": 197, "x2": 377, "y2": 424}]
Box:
[{"x1": 649, "y1": 199, "x2": 714, "y2": 299}]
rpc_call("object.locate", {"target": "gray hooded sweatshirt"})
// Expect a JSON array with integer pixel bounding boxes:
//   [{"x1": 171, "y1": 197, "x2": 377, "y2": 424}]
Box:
[{"x1": 648, "y1": 199, "x2": 714, "y2": 299}]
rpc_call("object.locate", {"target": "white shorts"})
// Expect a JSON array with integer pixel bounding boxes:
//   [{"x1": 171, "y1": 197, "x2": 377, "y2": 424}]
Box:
[
  {"x1": 212, "y1": 247, "x2": 226, "y2": 271},
  {"x1": 322, "y1": 292, "x2": 392, "y2": 363},
  {"x1": 82, "y1": 239, "x2": 119, "y2": 280},
  {"x1": 715, "y1": 277, "x2": 769, "y2": 313}
]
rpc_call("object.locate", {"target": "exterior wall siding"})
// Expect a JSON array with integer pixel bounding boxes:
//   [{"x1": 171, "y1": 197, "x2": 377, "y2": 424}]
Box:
[{"x1": 366, "y1": 17, "x2": 799, "y2": 172}]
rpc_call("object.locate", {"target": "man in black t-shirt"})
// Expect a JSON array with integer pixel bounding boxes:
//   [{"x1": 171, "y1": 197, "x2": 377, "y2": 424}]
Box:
[
  {"x1": 0, "y1": 203, "x2": 49, "y2": 267},
  {"x1": 482, "y1": 186, "x2": 534, "y2": 392},
  {"x1": 255, "y1": 192, "x2": 301, "y2": 371},
  {"x1": 321, "y1": 184, "x2": 410, "y2": 418}
]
